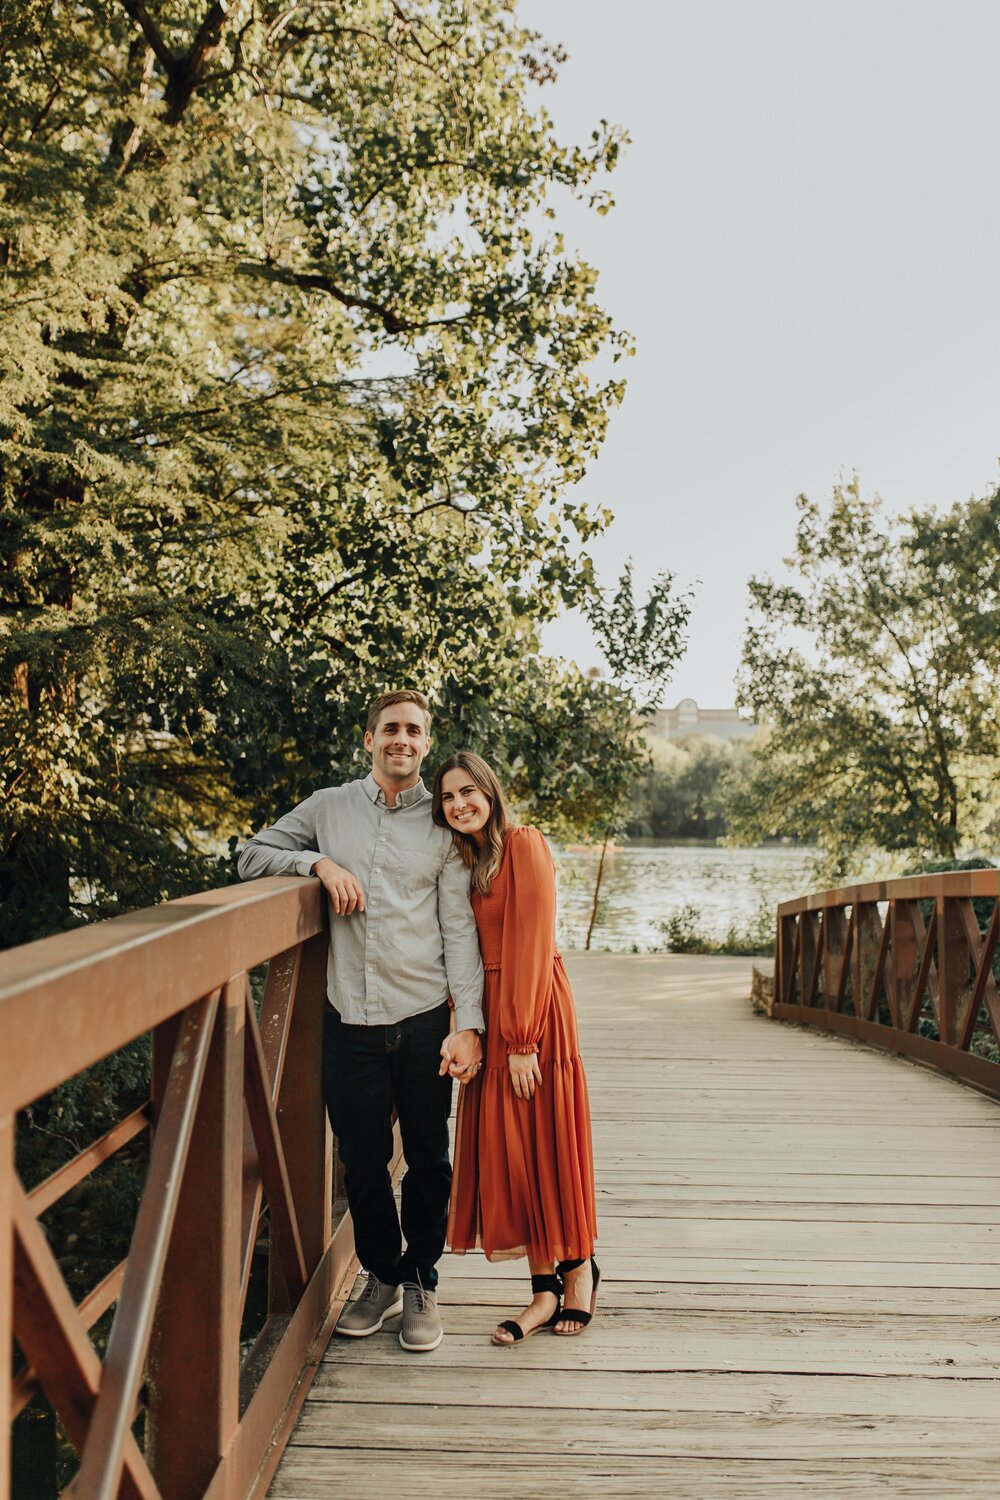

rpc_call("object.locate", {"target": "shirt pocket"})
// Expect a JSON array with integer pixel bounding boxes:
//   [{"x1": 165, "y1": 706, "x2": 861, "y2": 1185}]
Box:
[{"x1": 391, "y1": 842, "x2": 445, "y2": 893}]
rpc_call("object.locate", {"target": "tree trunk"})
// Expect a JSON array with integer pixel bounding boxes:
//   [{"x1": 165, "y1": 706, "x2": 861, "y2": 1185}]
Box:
[{"x1": 584, "y1": 836, "x2": 610, "y2": 952}]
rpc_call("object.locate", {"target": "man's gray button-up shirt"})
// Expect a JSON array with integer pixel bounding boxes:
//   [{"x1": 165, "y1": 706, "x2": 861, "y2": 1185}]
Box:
[{"x1": 237, "y1": 774, "x2": 485, "y2": 1033}]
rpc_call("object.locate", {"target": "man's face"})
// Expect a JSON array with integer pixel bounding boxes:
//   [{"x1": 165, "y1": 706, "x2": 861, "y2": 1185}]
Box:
[{"x1": 364, "y1": 704, "x2": 431, "y2": 788}]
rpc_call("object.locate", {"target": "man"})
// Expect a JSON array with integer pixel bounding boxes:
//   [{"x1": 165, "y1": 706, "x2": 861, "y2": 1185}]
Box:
[{"x1": 238, "y1": 690, "x2": 484, "y2": 1352}]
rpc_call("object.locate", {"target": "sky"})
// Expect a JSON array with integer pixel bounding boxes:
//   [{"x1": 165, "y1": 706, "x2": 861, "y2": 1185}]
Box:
[{"x1": 521, "y1": 0, "x2": 1000, "y2": 705}]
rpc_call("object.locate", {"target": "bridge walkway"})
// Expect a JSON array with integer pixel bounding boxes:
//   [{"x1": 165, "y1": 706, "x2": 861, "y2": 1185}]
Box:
[{"x1": 267, "y1": 953, "x2": 1000, "y2": 1498}]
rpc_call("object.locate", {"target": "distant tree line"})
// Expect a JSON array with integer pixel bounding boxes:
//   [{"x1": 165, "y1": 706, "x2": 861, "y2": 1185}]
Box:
[{"x1": 626, "y1": 736, "x2": 754, "y2": 841}]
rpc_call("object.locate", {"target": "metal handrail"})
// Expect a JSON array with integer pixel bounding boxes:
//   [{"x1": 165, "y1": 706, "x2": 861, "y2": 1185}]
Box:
[{"x1": 774, "y1": 870, "x2": 1000, "y2": 1101}]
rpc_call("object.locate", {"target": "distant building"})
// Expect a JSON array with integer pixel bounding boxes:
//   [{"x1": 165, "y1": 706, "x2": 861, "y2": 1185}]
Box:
[{"x1": 650, "y1": 697, "x2": 756, "y2": 743}]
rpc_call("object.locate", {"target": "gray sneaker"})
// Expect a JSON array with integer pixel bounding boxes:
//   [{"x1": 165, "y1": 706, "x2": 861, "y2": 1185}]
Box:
[
  {"x1": 398, "y1": 1281, "x2": 443, "y2": 1352},
  {"x1": 335, "y1": 1273, "x2": 402, "y2": 1338}
]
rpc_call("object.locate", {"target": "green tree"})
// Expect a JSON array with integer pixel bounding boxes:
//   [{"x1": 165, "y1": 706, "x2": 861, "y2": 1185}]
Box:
[
  {"x1": 733, "y1": 478, "x2": 1000, "y2": 869},
  {"x1": 1, "y1": 0, "x2": 634, "y2": 947},
  {"x1": 576, "y1": 563, "x2": 692, "y2": 946},
  {"x1": 627, "y1": 735, "x2": 753, "y2": 840},
  {"x1": 587, "y1": 560, "x2": 691, "y2": 710}
]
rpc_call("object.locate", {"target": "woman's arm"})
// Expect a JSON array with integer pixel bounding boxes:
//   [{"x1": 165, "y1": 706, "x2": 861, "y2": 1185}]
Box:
[{"x1": 497, "y1": 826, "x2": 558, "y2": 1061}]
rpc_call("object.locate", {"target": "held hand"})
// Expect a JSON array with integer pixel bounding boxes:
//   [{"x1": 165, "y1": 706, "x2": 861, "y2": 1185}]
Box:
[
  {"x1": 311, "y1": 857, "x2": 365, "y2": 916},
  {"x1": 439, "y1": 1028, "x2": 483, "y2": 1084},
  {"x1": 508, "y1": 1051, "x2": 542, "y2": 1101}
]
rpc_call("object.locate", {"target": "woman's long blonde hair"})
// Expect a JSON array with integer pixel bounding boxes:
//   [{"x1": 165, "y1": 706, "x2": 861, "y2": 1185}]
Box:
[{"x1": 431, "y1": 751, "x2": 513, "y2": 895}]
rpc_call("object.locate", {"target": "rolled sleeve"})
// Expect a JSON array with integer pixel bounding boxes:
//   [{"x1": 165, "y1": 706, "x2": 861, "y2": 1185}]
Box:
[{"x1": 438, "y1": 847, "x2": 485, "y2": 1033}]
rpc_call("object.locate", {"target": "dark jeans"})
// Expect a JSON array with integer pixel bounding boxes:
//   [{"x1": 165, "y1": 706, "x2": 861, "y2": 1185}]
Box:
[{"x1": 323, "y1": 1000, "x2": 453, "y2": 1290}]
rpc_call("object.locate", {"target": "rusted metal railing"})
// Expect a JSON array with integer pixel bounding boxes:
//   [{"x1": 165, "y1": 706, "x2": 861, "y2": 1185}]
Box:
[
  {"x1": 775, "y1": 869, "x2": 1000, "y2": 1101},
  {"x1": 1, "y1": 877, "x2": 388, "y2": 1499}
]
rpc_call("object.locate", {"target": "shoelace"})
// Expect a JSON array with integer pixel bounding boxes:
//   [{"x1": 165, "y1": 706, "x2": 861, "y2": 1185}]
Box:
[{"x1": 403, "y1": 1281, "x2": 428, "y2": 1311}]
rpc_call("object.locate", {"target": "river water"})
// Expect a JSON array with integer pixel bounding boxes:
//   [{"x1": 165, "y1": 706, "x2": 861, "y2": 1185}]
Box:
[{"x1": 551, "y1": 841, "x2": 819, "y2": 952}]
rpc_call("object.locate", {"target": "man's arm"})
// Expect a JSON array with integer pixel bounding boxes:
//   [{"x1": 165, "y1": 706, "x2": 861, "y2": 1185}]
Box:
[
  {"x1": 437, "y1": 845, "x2": 485, "y2": 1034},
  {"x1": 237, "y1": 794, "x2": 324, "y2": 881},
  {"x1": 238, "y1": 792, "x2": 366, "y2": 915}
]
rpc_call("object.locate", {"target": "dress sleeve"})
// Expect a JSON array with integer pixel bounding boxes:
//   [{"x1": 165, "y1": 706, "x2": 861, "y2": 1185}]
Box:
[{"x1": 498, "y1": 827, "x2": 557, "y2": 1055}]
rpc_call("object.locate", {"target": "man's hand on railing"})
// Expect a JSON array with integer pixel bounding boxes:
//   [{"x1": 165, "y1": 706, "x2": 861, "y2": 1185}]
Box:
[{"x1": 310, "y1": 857, "x2": 366, "y2": 915}]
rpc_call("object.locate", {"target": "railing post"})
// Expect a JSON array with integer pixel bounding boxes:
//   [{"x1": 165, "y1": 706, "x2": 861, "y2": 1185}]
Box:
[
  {"x1": 891, "y1": 900, "x2": 920, "y2": 1031},
  {"x1": 937, "y1": 895, "x2": 966, "y2": 1048},
  {"x1": 269, "y1": 931, "x2": 331, "y2": 1314},
  {"x1": 777, "y1": 915, "x2": 795, "y2": 1005},
  {"x1": 823, "y1": 907, "x2": 848, "y2": 1013},
  {"x1": 799, "y1": 912, "x2": 819, "y2": 1008},
  {"x1": 146, "y1": 980, "x2": 244, "y2": 1500},
  {"x1": 854, "y1": 904, "x2": 874, "y2": 1020}
]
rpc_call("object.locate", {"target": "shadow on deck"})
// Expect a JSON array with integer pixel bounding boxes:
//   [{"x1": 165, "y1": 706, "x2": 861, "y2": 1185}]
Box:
[{"x1": 269, "y1": 953, "x2": 1000, "y2": 1500}]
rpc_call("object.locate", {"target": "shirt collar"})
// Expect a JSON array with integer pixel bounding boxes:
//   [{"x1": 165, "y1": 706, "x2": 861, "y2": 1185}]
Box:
[{"x1": 362, "y1": 772, "x2": 428, "y2": 809}]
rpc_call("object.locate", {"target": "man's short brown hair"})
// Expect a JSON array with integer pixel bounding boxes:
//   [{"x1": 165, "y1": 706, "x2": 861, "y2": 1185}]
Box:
[{"x1": 365, "y1": 690, "x2": 432, "y2": 735}]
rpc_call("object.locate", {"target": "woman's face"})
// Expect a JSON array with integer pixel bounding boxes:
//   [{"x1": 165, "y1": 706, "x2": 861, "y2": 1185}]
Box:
[{"x1": 439, "y1": 767, "x2": 492, "y2": 838}]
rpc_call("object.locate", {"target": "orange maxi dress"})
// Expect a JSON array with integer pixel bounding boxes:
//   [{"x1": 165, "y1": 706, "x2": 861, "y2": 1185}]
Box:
[{"x1": 447, "y1": 825, "x2": 598, "y2": 1263}]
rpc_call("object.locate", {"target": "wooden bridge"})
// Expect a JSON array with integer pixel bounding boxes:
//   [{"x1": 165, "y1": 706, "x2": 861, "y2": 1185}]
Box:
[{"x1": 3, "y1": 873, "x2": 999, "y2": 1497}]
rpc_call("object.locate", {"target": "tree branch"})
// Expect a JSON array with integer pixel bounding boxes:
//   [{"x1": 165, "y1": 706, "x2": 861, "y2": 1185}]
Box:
[
  {"x1": 117, "y1": 0, "x2": 176, "y2": 73},
  {"x1": 118, "y1": 1, "x2": 233, "y2": 125},
  {"x1": 165, "y1": 3, "x2": 231, "y2": 123},
  {"x1": 187, "y1": 2, "x2": 231, "y2": 79},
  {"x1": 233, "y1": 260, "x2": 475, "y2": 334},
  {"x1": 233, "y1": 260, "x2": 409, "y2": 331},
  {"x1": 108, "y1": 38, "x2": 156, "y2": 170},
  {"x1": 291, "y1": 572, "x2": 370, "y2": 634}
]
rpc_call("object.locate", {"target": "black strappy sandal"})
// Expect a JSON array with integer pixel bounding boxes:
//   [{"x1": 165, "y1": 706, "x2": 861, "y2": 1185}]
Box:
[
  {"x1": 553, "y1": 1258, "x2": 601, "y2": 1335},
  {"x1": 491, "y1": 1273, "x2": 563, "y2": 1346}
]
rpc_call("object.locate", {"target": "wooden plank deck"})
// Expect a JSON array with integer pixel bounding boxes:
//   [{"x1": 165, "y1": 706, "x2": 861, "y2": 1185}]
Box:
[{"x1": 267, "y1": 953, "x2": 1000, "y2": 1498}]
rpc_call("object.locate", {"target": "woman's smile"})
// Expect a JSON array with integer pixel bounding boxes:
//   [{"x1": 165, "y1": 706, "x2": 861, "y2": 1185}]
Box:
[{"x1": 439, "y1": 769, "x2": 492, "y2": 836}]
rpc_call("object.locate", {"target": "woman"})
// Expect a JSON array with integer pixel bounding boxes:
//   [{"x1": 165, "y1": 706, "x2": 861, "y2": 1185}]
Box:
[{"x1": 432, "y1": 751, "x2": 599, "y2": 1342}]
